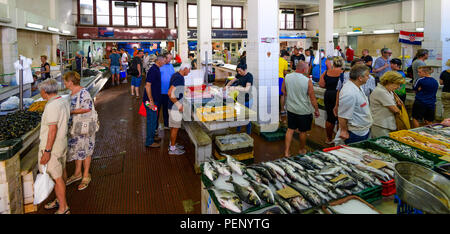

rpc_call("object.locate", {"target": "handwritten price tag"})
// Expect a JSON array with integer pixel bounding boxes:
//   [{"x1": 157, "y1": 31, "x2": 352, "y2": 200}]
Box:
[
  {"x1": 277, "y1": 186, "x2": 300, "y2": 199},
  {"x1": 330, "y1": 174, "x2": 348, "y2": 183}
]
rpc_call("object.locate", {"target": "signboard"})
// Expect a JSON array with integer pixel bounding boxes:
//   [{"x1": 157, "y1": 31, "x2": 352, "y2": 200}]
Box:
[
  {"x1": 279, "y1": 32, "x2": 307, "y2": 40},
  {"x1": 117, "y1": 42, "x2": 161, "y2": 55},
  {"x1": 188, "y1": 30, "x2": 247, "y2": 39},
  {"x1": 78, "y1": 27, "x2": 177, "y2": 40},
  {"x1": 353, "y1": 27, "x2": 362, "y2": 32},
  {"x1": 98, "y1": 27, "x2": 114, "y2": 38}
]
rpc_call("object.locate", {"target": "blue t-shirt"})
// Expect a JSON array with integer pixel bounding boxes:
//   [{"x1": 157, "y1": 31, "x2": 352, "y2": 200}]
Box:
[
  {"x1": 75, "y1": 56, "x2": 82, "y2": 71},
  {"x1": 312, "y1": 57, "x2": 327, "y2": 81},
  {"x1": 143, "y1": 64, "x2": 161, "y2": 105},
  {"x1": 168, "y1": 72, "x2": 185, "y2": 110},
  {"x1": 414, "y1": 77, "x2": 439, "y2": 108},
  {"x1": 160, "y1": 63, "x2": 175, "y2": 95},
  {"x1": 373, "y1": 57, "x2": 391, "y2": 78},
  {"x1": 109, "y1": 53, "x2": 121, "y2": 66}
]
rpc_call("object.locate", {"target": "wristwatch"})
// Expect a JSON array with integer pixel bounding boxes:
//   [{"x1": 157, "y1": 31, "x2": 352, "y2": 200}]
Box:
[{"x1": 44, "y1": 149, "x2": 52, "y2": 153}]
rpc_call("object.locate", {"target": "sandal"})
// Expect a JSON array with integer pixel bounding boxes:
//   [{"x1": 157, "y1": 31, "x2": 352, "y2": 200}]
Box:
[
  {"x1": 55, "y1": 206, "x2": 70, "y2": 214},
  {"x1": 66, "y1": 174, "x2": 82, "y2": 186},
  {"x1": 78, "y1": 175, "x2": 91, "y2": 191},
  {"x1": 44, "y1": 199, "x2": 59, "y2": 210}
]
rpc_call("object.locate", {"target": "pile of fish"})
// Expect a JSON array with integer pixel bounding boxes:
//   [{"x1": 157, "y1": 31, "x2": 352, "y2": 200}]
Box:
[
  {"x1": 0, "y1": 111, "x2": 41, "y2": 141},
  {"x1": 374, "y1": 138, "x2": 435, "y2": 168},
  {"x1": 202, "y1": 149, "x2": 390, "y2": 214}
]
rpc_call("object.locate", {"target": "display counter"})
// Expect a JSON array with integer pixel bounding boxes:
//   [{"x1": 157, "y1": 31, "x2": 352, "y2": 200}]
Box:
[{"x1": 213, "y1": 64, "x2": 237, "y2": 81}]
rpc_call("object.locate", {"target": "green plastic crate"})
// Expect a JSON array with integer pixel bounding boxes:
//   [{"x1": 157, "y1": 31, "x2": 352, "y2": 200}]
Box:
[
  {"x1": 0, "y1": 138, "x2": 23, "y2": 161},
  {"x1": 354, "y1": 185, "x2": 383, "y2": 204},
  {"x1": 260, "y1": 128, "x2": 287, "y2": 142}
]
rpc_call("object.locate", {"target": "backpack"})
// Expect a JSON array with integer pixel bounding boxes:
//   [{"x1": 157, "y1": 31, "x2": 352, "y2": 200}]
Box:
[{"x1": 128, "y1": 57, "x2": 140, "y2": 76}]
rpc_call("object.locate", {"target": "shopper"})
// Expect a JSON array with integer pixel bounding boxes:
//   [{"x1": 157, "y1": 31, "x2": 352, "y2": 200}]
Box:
[
  {"x1": 361, "y1": 49, "x2": 373, "y2": 72},
  {"x1": 63, "y1": 71, "x2": 96, "y2": 191},
  {"x1": 319, "y1": 57, "x2": 345, "y2": 144},
  {"x1": 189, "y1": 53, "x2": 197, "y2": 70},
  {"x1": 369, "y1": 71, "x2": 405, "y2": 138},
  {"x1": 159, "y1": 52, "x2": 175, "y2": 130},
  {"x1": 373, "y1": 48, "x2": 392, "y2": 79},
  {"x1": 120, "y1": 48, "x2": 128, "y2": 77},
  {"x1": 440, "y1": 59, "x2": 450, "y2": 119},
  {"x1": 238, "y1": 51, "x2": 247, "y2": 66},
  {"x1": 411, "y1": 49, "x2": 429, "y2": 85},
  {"x1": 109, "y1": 48, "x2": 122, "y2": 86},
  {"x1": 143, "y1": 55, "x2": 165, "y2": 148},
  {"x1": 143, "y1": 52, "x2": 151, "y2": 74},
  {"x1": 38, "y1": 79, "x2": 71, "y2": 214},
  {"x1": 336, "y1": 64, "x2": 373, "y2": 145},
  {"x1": 133, "y1": 46, "x2": 139, "y2": 57},
  {"x1": 223, "y1": 48, "x2": 231, "y2": 64},
  {"x1": 282, "y1": 61, "x2": 320, "y2": 156},
  {"x1": 36, "y1": 55, "x2": 51, "y2": 81},
  {"x1": 345, "y1": 46, "x2": 354, "y2": 63},
  {"x1": 290, "y1": 48, "x2": 305, "y2": 71},
  {"x1": 412, "y1": 66, "x2": 439, "y2": 128},
  {"x1": 168, "y1": 63, "x2": 191, "y2": 155},
  {"x1": 311, "y1": 49, "x2": 328, "y2": 82},
  {"x1": 390, "y1": 58, "x2": 407, "y2": 103},
  {"x1": 129, "y1": 50, "x2": 144, "y2": 97},
  {"x1": 279, "y1": 50, "x2": 290, "y2": 115},
  {"x1": 225, "y1": 63, "x2": 254, "y2": 135},
  {"x1": 304, "y1": 49, "x2": 313, "y2": 65}
]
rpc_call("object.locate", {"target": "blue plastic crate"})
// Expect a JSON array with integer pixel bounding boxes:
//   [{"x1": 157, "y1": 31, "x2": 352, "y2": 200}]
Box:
[{"x1": 395, "y1": 195, "x2": 424, "y2": 214}]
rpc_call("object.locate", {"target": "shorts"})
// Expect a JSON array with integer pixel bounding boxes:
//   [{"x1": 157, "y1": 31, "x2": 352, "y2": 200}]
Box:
[
  {"x1": 110, "y1": 65, "x2": 120, "y2": 75},
  {"x1": 287, "y1": 111, "x2": 313, "y2": 132},
  {"x1": 38, "y1": 149, "x2": 67, "y2": 180},
  {"x1": 169, "y1": 109, "x2": 183, "y2": 129},
  {"x1": 122, "y1": 64, "x2": 128, "y2": 72},
  {"x1": 412, "y1": 101, "x2": 435, "y2": 122},
  {"x1": 131, "y1": 76, "x2": 142, "y2": 87},
  {"x1": 279, "y1": 78, "x2": 284, "y2": 95}
]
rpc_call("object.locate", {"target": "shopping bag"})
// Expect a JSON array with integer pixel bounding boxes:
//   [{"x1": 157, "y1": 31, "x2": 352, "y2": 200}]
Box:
[
  {"x1": 33, "y1": 165, "x2": 55, "y2": 205},
  {"x1": 138, "y1": 102, "x2": 147, "y2": 117},
  {"x1": 396, "y1": 103, "x2": 411, "y2": 130}
]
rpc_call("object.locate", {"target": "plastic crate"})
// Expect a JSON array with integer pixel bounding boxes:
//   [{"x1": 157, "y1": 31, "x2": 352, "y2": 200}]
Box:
[
  {"x1": 214, "y1": 150, "x2": 254, "y2": 163},
  {"x1": 187, "y1": 84, "x2": 207, "y2": 92},
  {"x1": 215, "y1": 133, "x2": 254, "y2": 152},
  {"x1": 354, "y1": 185, "x2": 383, "y2": 204},
  {"x1": 260, "y1": 128, "x2": 287, "y2": 142},
  {"x1": 0, "y1": 138, "x2": 23, "y2": 161},
  {"x1": 395, "y1": 195, "x2": 424, "y2": 214},
  {"x1": 389, "y1": 130, "x2": 450, "y2": 157},
  {"x1": 380, "y1": 179, "x2": 396, "y2": 196}
]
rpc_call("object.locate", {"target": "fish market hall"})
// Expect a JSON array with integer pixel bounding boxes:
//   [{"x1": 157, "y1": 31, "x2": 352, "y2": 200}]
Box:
[{"x1": 0, "y1": 0, "x2": 449, "y2": 216}]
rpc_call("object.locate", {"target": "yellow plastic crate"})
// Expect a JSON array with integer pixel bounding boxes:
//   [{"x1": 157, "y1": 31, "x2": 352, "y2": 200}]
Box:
[
  {"x1": 214, "y1": 151, "x2": 254, "y2": 161},
  {"x1": 196, "y1": 106, "x2": 236, "y2": 122},
  {"x1": 389, "y1": 130, "x2": 450, "y2": 157}
]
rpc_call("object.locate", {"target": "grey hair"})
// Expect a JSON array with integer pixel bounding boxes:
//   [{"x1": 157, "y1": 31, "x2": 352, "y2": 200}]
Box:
[
  {"x1": 349, "y1": 64, "x2": 369, "y2": 81},
  {"x1": 38, "y1": 79, "x2": 59, "y2": 94},
  {"x1": 179, "y1": 63, "x2": 191, "y2": 71},
  {"x1": 156, "y1": 55, "x2": 165, "y2": 62}
]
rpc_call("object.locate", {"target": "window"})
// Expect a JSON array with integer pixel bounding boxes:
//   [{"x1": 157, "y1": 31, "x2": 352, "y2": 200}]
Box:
[
  {"x1": 175, "y1": 3, "x2": 178, "y2": 28},
  {"x1": 286, "y1": 13, "x2": 294, "y2": 29},
  {"x1": 222, "y1": 6, "x2": 232, "y2": 29},
  {"x1": 188, "y1": 4, "x2": 197, "y2": 28},
  {"x1": 80, "y1": 0, "x2": 94, "y2": 25},
  {"x1": 96, "y1": 0, "x2": 110, "y2": 25},
  {"x1": 280, "y1": 9, "x2": 295, "y2": 30},
  {"x1": 127, "y1": 1, "x2": 139, "y2": 26},
  {"x1": 212, "y1": 6, "x2": 221, "y2": 28},
  {"x1": 154, "y1": 3, "x2": 167, "y2": 27},
  {"x1": 141, "y1": 2, "x2": 153, "y2": 27},
  {"x1": 233, "y1": 7, "x2": 242, "y2": 28},
  {"x1": 112, "y1": 1, "x2": 125, "y2": 26}
]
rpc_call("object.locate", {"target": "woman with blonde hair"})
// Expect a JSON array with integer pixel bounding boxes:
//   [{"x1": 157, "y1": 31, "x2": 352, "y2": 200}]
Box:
[
  {"x1": 63, "y1": 71, "x2": 96, "y2": 191},
  {"x1": 319, "y1": 56, "x2": 345, "y2": 144},
  {"x1": 440, "y1": 59, "x2": 450, "y2": 118},
  {"x1": 369, "y1": 71, "x2": 405, "y2": 138}
]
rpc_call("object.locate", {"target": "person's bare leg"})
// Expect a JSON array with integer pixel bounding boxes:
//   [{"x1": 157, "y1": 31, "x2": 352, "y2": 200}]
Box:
[
  {"x1": 298, "y1": 132, "x2": 307, "y2": 155},
  {"x1": 131, "y1": 85, "x2": 135, "y2": 95},
  {"x1": 412, "y1": 118, "x2": 420, "y2": 128},
  {"x1": 82, "y1": 156, "x2": 92, "y2": 178},
  {"x1": 135, "y1": 87, "x2": 140, "y2": 97},
  {"x1": 325, "y1": 121, "x2": 335, "y2": 142},
  {"x1": 73, "y1": 160, "x2": 82, "y2": 177},
  {"x1": 54, "y1": 177, "x2": 68, "y2": 213},
  {"x1": 170, "y1": 128, "x2": 179, "y2": 147},
  {"x1": 284, "y1": 129, "x2": 294, "y2": 157},
  {"x1": 280, "y1": 95, "x2": 286, "y2": 112},
  {"x1": 116, "y1": 74, "x2": 120, "y2": 85}
]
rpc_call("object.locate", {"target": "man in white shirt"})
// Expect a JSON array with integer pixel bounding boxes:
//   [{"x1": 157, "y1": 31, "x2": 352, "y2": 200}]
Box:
[{"x1": 335, "y1": 64, "x2": 373, "y2": 145}]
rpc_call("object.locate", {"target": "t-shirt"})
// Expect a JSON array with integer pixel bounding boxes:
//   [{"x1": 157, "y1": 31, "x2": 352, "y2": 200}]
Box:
[
  {"x1": 305, "y1": 56, "x2": 312, "y2": 64},
  {"x1": 440, "y1": 70, "x2": 450, "y2": 93},
  {"x1": 414, "y1": 77, "x2": 439, "y2": 108},
  {"x1": 361, "y1": 55, "x2": 373, "y2": 71},
  {"x1": 312, "y1": 57, "x2": 328, "y2": 81},
  {"x1": 168, "y1": 72, "x2": 185, "y2": 110},
  {"x1": 143, "y1": 64, "x2": 161, "y2": 105},
  {"x1": 133, "y1": 50, "x2": 139, "y2": 57},
  {"x1": 373, "y1": 57, "x2": 391, "y2": 78},
  {"x1": 290, "y1": 54, "x2": 305, "y2": 70},
  {"x1": 285, "y1": 72, "x2": 314, "y2": 115},
  {"x1": 279, "y1": 57, "x2": 289, "y2": 78},
  {"x1": 337, "y1": 72, "x2": 376, "y2": 98},
  {"x1": 131, "y1": 56, "x2": 142, "y2": 75},
  {"x1": 346, "y1": 49, "x2": 354, "y2": 62},
  {"x1": 75, "y1": 56, "x2": 82, "y2": 71},
  {"x1": 121, "y1": 53, "x2": 128, "y2": 65},
  {"x1": 337, "y1": 80, "x2": 373, "y2": 136},
  {"x1": 39, "y1": 95, "x2": 70, "y2": 155},
  {"x1": 109, "y1": 53, "x2": 121, "y2": 66},
  {"x1": 235, "y1": 72, "x2": 253, "y2": 103},
  {"x1": 370, "y1": 84, "x2": 397, "y2": 130},
  {"x1": 395, "y1": 70, "x2": 407, "y2": 96},
  {"x1": 160, "y1": 63, "x2": 175, "y2": 95},
  {"x1": 412, "y1": 59, "x2": 426, "y2": 84}
]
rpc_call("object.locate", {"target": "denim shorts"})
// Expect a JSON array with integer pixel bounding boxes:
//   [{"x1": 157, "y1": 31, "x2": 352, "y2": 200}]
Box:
[
  {"x1": 279, "y1": 78, "x2": 284, "y2": 95},
  {"x1": 131, "y1": 76, "x2": 142, "y2": 87},
  {"x1": 110, "y1": 65, "x2": 120, "y2": 74}
]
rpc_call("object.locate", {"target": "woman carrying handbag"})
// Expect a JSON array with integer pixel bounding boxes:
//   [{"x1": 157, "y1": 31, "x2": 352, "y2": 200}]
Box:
[{"x1": 63, "y1": 71, "x2": 99, "y2": 191}]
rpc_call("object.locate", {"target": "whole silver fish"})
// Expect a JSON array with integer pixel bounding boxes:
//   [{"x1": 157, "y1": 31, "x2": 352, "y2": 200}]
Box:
[
  {"x1": 289, "y1": 196, "x2": 312, "y2": 212},
  {"x1": 210, "y1": 188, "x2": 243, "y2": 213},
  {"x1": 319, "y1": 165, "x2": 343, "y2": 176},
  {"x1": 289, "y1": 182, "x2": 323, "y2": 206},
  {"x1": 310, "y1": 187, "x2": 332, "y2": 202},
  {"x1": 225, "y1": 155, "x2": 246, "y2": 176},
  {"x1": 307, "y1": 156, "x2": 325, "y2": 167},
  {"x1": 226, "y1": 176, "x2": 262, "y2": 207},
  {"x1": 310, "y1": 180, "x2": 329, "y2": 193},
  {"x1": 274, "y1": 194, "x2": 294, "y2": 214},
  {"x1": 248, "y1": 179, "x2": 275, "y2": 204},
  {"x1": 210, "y1": 160, "x2": 231, "y2": 176},
  {"x1": 203, "y1": 162, "x2": 219, "y2": 182},
  {"x1": 283, "y1": 158, "x2": 305, "y2": 171},
  {"x1": 248, "y1": 166, "x2": 274, "y2": 183},
  {"x1": 263, "y1": 162, "x2": 286, "y2": 177}
]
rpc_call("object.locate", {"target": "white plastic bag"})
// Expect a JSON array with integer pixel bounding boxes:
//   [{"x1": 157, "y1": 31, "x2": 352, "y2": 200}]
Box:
[{"x1": 33, "y1": 165, "x2": 55, "y2": 205}]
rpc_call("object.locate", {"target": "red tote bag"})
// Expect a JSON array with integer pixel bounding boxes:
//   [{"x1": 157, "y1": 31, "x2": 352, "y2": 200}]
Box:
[{"x1": 138, "y1": 102, "x2": 147, "y2": 117}]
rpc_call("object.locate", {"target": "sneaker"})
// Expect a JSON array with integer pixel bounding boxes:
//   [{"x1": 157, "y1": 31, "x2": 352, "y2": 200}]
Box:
[
  {"x1": 169, "y1": 148, "x2": 185, "y2": 155},
  {"x1": 145, "y1": 142, "x2": 161, "y2": 148},
  {"x1": 168, "y1": 143, "x2": 185, "y2": 151}
]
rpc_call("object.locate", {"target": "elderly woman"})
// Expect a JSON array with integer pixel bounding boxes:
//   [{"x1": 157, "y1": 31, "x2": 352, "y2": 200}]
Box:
[
  {"x1": 369, "y1": 71, "x2": 405, "y2": 138},
  {"x1": 63, "y1": 71, "x2": 96, "y2": 191},
  {"x1": 38, "y1": 79, "x2": 71, "y2": 214}
]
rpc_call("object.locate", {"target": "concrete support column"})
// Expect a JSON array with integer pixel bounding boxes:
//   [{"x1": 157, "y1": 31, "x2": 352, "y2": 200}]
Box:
[
  {"x1": 402, "y1": 0, "x2": 415, "y2": 23},
  {"x1": 1, "y1": 27, "x2": 18, "y2": 85},
  {"x1": 338, "y1": 35, "x2": 348, "y2": 51},
  {"x1": 423, "y1": 0, "x2": 450, "y2": 68},
  {"x1": 51, "y1": 34, "x2": 59, "y2": 65},
  {"x1": 197, "y1": 0, "x2": 212, "y2": 68},
  {"x1": 178, "y1": 0, "x2": 189, "y2": 63},
  {"x1": 247, "y1": 0, "x2": 279, "y2": 131},
  {"x1": 319, "y1": 0, "x2": 334, "y2": 56}
]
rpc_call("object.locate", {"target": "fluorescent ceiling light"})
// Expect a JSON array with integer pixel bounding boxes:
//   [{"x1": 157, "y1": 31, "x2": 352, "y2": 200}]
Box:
[
  {"x1": 373, "y1": 29, "x2": 395, "y2": 34},
  {"x1": 62, "y1": 30, "x2": 71, "y2": 34},
  {"x1": 48, "y1": 27, "x2": 60, "y2": 32},
  {"x1": 347, "y1": 31, "x2": 363, "y2": 35},
  {"x1": 26, "y1": 23, "x2": 44, "y2": 30},
  {"x1": 416, "y1": 28, "x2": 424, "y2": 32},
  {"x1": 333, "y1": 33, "x2": 339, "y2": 37}
]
